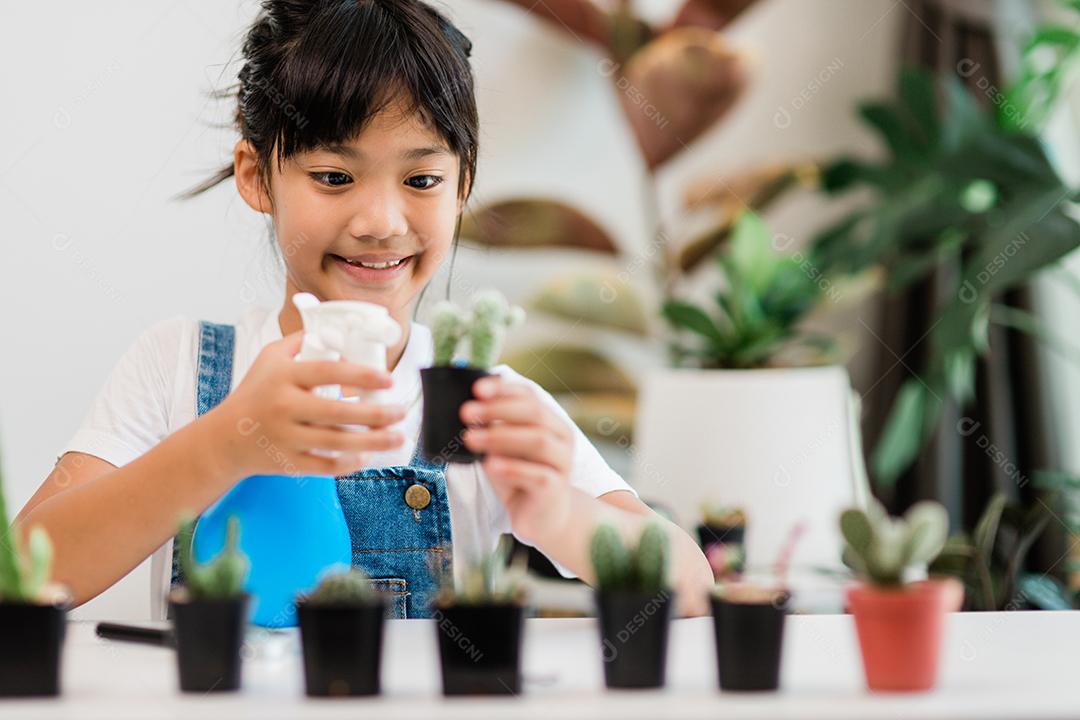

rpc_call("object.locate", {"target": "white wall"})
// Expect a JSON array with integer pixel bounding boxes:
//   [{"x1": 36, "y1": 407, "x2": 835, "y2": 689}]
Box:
[{"x1": 0, "y1": 0, "x2": 901, "y2": 618}]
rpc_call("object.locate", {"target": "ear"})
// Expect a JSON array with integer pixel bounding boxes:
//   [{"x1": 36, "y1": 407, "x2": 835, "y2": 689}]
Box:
[
  {"x1": 234, "y1": 140, "x2": 272, "y2": 214},
  {"x1": 457, "y1": 170, "x2": 473, "y2": 215}
]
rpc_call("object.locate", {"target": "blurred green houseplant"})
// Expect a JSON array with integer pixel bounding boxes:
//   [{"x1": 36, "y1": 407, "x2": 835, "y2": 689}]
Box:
[{"x1": 811, "y1": 53, "x2": 1080, "y2": 484}]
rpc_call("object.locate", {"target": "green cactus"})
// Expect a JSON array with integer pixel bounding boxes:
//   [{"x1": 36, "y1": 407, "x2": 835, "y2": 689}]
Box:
[
  {"x1": 177, "y1": 515, "x2": 250, "y2": 600},
  {"x1": 429, "y1": 291, "x2": 525, "y2": 370},
  {"x1": 467, "y1": 290, "x2": 527, "y2": 369},
  {"x1": 0, "y1": 443, "x2": 55, "y2": 603},
  {"x1": 839, "y1": 499, "x2": 948, "y2": 587},
  {"x1": 306, "y1": 567, "x2": 377, "y2": 606},
  {"x1": 434, "y1": 537, "x2": 527, "y2": 605},
  {"x1": 700, "y1": 503, "x2": 747, "y2": 528},
  {"x1": 589, "y1": 522, "x2": 669, "y2": 593},
  {"x1": 431, "y1": 300, "x2": 467, "y2": 366}
]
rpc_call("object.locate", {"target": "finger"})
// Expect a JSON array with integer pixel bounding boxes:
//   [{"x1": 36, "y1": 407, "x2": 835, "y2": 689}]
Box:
[
  {"x1": 467, "y1": 427, "x2": 571, "y2": 473},
  {"x1": 472, "y1": 376, "x2": 532, "y2": 401},
  {"x1": 460, "y1": 397, "x2": 571, "y2": 440},
  {"x1": 268, "y1": 330, "x2": 305, "y2": 357},
  {"x1": 291, "y1": 451, "x2": 370, "y2": 477},
  {"x1": 292, "y1": 360, "x2": 392, "y2": 391},
  {"x1": 292, "y1": 392, "x2": 406, "y2": 428},
  {"x1": 483, "y1": 455, "x2": 558, "y2": 489},
  {"x1": 294, "y1": 426, "x2": 405, "y2": 454}
]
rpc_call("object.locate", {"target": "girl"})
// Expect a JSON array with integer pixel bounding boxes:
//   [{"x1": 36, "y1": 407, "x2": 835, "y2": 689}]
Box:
[{"x1": 17, "y1": 0, "x2": 712, "y2": 619}]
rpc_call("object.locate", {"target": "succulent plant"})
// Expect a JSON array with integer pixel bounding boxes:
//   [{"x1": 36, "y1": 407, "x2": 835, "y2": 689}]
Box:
[
  {"x1": 700, "y1": 503, "x2": 747, "y2": 528},
  {"x1": 177, "y1": 515, "x2": 249, "y2": 600},
  {"x1": 840, "y1": 499, "x2": 948, "y2": 587},
  {"x1": 432, "y1": 537, "x2": 528, "y2": 605},
  {"x1": 0, "y1": 445, "x2": 55, "y2": 603},
  {"x1": 305, "y1": 567, "x2": 378, "y2": 606},
  {"x1": 590, "y1": 522, "x2": 670, "y2": 593},
  {"x1": 430, "y1": 291, "x2": 525, "y2": 370}
]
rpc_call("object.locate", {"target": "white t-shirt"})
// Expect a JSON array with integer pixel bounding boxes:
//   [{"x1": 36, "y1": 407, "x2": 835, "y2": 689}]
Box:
[{"x1": 61, "y1": 306, "x2": 636, "y2": 619}]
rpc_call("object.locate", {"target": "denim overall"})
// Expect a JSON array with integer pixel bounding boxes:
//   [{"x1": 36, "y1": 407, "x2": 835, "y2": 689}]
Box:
[{"x1": 171, "y1": 320, "x2": 453, "y2": 620}]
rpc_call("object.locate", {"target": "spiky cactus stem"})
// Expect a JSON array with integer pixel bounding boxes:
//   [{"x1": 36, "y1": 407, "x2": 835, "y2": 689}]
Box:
[
  {"x1": 431, "y1": 301, "x2": 467, "y2": 366},
  {"x1": 467, "y1": 290, "x2": 526, "y2": 370},
  {"x1": 178, "y1": 515, "x2": 250, "y2": 600},
  {"x1": 589, "y1": 522, "x2": 670, "y2": 593},
  {"x1": 307, "y1": 567, "x2": 378, "y2": 606}
]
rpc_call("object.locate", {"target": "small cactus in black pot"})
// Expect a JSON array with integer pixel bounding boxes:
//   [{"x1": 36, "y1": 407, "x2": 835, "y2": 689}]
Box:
[
  {"x1": 432, "y1": 540, "x2": 528, "y2": 696},
  {"x1": 297, "y1": 567, "x2": 387, "y2": 697},
  {"x1": 590, "y1": 522, "x2": 675, "y2": 689},
  {"x1": 169, "y1": 515, "x2": 250, "y2": 693},
  {"x1": 421, "y1": 290, "x2": 525, "y2": 463},
  {"x1": 0, "y1": 445, "x2": 67, "y2": 698}
]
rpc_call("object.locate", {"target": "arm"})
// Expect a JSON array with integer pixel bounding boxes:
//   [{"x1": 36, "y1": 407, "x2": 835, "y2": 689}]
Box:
[
  {"x1": 16, "y1": 332, "x2": 406, "y2": 606},
  {"x1": 461, "y1": 377, "x2": 713, "y2": 617}
]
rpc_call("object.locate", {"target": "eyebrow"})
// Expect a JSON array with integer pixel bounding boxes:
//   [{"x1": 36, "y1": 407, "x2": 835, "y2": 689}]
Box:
[{"x1": 321, "y1": 143, "x2": 451, "y2": 161}]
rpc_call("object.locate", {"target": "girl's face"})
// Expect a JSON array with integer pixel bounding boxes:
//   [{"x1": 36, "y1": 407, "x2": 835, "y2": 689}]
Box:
[{"x1": 235, "y1": 96, "x2": 466, "y2": 323}]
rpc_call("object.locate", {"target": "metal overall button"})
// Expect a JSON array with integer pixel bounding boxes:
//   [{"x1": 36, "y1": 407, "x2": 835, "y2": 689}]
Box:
[{"x1": 404, "y1": 484, "x2": 431, "y2": 521}]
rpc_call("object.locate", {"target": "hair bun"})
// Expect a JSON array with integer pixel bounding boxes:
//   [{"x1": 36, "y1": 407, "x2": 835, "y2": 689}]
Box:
[{"x1": 430, "y1": 9, "x2": 472, "y2": 58}]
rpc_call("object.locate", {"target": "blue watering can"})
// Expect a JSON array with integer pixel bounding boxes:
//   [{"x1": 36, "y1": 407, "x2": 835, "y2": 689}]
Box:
[{"x1": 192, "y1": 293, "x2": 402, "y2": 627}]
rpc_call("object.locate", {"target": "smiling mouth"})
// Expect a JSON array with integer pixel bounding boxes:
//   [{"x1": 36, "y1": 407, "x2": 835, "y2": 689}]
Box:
[{"x1": 329, "y1": 253, "x2": 416, "y2": 283}]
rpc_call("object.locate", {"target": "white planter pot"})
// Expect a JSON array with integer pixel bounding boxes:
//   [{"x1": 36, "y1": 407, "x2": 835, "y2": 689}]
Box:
[{"x1": 632, "y1": 366, "x2": 869, "y2": 598}]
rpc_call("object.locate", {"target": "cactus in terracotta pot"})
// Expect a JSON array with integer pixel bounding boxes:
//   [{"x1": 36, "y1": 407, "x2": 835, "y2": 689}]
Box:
[
  {"x1": 421, "y1": 290, "x2": 525, "y2": 463},
  {"x1": 840, "y1": 498, "x2": 959, "y2": 693}
]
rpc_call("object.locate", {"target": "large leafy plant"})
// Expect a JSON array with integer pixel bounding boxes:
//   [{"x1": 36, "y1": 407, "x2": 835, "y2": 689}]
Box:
[
  {"x1": 663, "y1": 212, "x2": 832, "y2": 368},
  {"x1": 811, "y1": 59, "x2": 1080, "y2": 485}
]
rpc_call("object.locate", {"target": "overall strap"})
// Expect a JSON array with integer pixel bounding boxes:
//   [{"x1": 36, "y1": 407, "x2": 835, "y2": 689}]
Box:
[
  {"x1": 172, "y1": 321, "x2": 237, "y2": 589},
  {"x1": 196, "y1": 321, "x2": 237, "y2": 417}
]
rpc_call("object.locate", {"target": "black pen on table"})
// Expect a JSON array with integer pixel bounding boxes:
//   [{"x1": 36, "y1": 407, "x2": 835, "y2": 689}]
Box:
[{"x1": 95, "y1": 622, "x2": 175, "y2": 648}]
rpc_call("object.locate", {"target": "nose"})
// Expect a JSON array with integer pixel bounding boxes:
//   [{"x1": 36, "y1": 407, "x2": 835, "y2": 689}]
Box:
[{"x1": 347, "y1": 181, "x2": 409, "y2": 241}]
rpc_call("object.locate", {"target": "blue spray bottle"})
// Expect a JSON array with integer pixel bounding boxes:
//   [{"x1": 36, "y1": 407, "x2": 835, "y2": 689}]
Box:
[{"x1": 192, "y1": 292, "x2": 402, "y2": 627}]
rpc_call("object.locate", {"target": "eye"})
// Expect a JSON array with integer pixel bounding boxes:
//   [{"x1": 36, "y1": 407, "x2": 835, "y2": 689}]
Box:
[
  {"x1": 405, "y1": 175, "x2": 444, "y2": 190},
  {"x1": 310, "y1": 171, "x2": 353, "y2": 187}
]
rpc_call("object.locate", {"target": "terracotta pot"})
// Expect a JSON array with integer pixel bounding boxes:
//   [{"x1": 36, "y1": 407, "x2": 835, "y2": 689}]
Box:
[{"x1": 846, "y1": 578, "x2": 961, "y2": 692}]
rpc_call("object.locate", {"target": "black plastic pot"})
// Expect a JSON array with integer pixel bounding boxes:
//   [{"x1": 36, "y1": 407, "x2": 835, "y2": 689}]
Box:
[
  {"x1": 595, "y1": 589, "x2": 674, "y2": 689},
  {"x1": 0, "y1": 601, "x2": 67, "y2": 697},
  {"x1": 711, "y1": 590, "x2": 789, "y2": 691},
  {"x1": 297, "y1": 598, "x2": 386, "y2": 697},
  {"x1": 170, "y1": 593, "x2": 249, "y2": 693},
  {"x1": 435, "y1": 602, "x2": 524, "y2": 695},
  {"x1": 696, "y1": 523, "x2": 746, "y2": 549},
  {"x1": 420, "y1": 366, "x2": 490, "y2": 463}
]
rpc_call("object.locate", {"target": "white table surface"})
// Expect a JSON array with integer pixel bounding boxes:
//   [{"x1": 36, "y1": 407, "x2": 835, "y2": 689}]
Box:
[{"x1": 4, "y1": 611, "x2": 1080, "y2": 720}]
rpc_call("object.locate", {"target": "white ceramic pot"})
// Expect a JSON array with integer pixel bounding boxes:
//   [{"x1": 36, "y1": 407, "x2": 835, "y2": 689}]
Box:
[{"x1": 631, "y1": 366, "x2": 870, "y2": 603}]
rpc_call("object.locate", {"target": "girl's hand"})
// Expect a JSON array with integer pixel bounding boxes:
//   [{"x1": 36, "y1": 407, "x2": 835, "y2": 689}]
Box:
[
  {"x1": 214, "y1": 331, "x2": 406, "y2": 478},
  {"x1": 460, "y1": 376, "x2": 575, "y2": 544}
]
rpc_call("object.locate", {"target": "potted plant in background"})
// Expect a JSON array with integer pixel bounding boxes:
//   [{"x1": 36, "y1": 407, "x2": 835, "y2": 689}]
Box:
[
  {"x1": 634, "y1": 212, "x2": 873, "y2": 586},
  {"x1": 0, "y1": 447, "x2": 67, "y2": 697},
  {"x1": 698, "y1": 503, "x2": 747, "y2": 580},
  {"x1": 296, "y1": 567, "x2": 386, "y2": 697},
  {"x1": 710, "y1": 522, "x2": 803, "y2": 692},
  {"x1": 170, "y1": 516, "x2": 250, "y2": 693},
  {"x1": 421, "y1": 290, "x2": 525, "y2": 464},
  {"x1": 840, "y1": 499, "x2": 959, "y2": 692},
  {"x1": 590, "y1": 522, "x2": 674, "y2": 689},
  {"x1": 431, "y1": 540, "x2": 528, "y2": 696}
]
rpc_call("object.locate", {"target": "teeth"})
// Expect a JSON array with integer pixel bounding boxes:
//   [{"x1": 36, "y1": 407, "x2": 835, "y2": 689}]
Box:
[{"x1": 345, "y1": 257, "x2": 405, "y2": 269}]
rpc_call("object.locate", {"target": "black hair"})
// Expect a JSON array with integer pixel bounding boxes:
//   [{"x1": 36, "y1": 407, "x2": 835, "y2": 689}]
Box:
[{"x1": 184, "y1": 0, "x2": 478, "y2": 200}]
